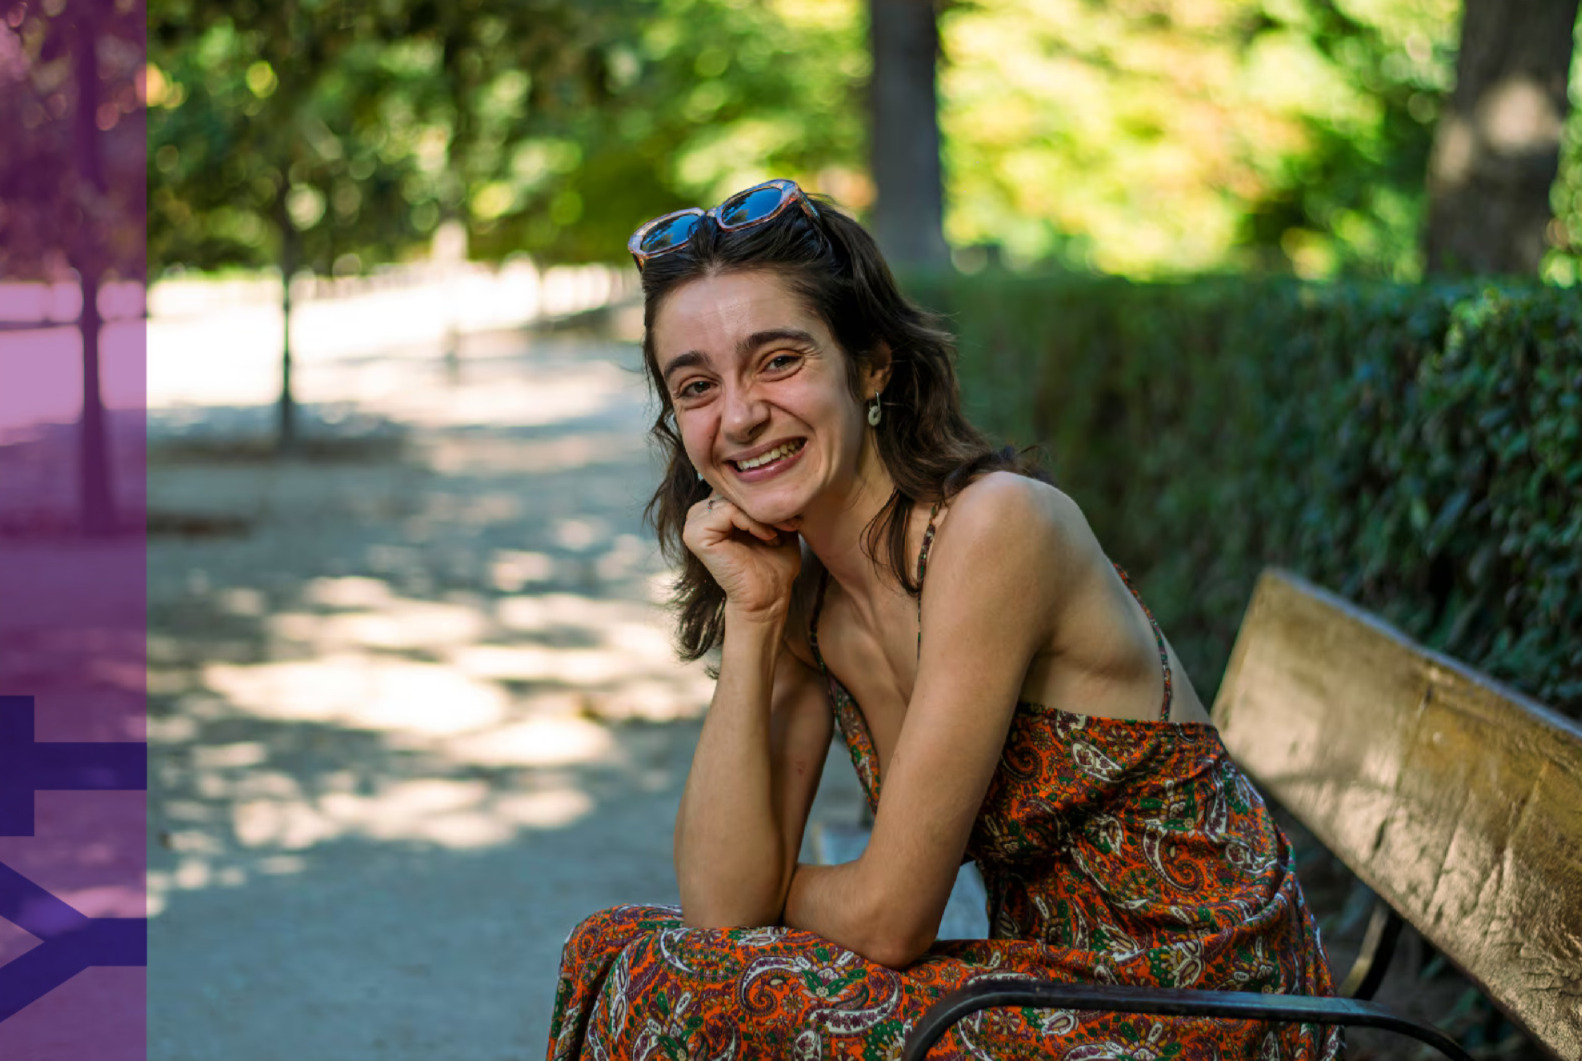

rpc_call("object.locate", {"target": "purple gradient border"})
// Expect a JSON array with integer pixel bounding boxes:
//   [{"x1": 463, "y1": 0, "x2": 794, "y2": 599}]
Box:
[{"x1": 0, "y1": 0, "x2": 149, "y2": 1055}]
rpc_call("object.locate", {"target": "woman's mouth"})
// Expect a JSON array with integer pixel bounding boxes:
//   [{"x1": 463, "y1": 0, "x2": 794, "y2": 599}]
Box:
[{"x1": 728, "y1": 439, "x2": 806, "y2": 481}]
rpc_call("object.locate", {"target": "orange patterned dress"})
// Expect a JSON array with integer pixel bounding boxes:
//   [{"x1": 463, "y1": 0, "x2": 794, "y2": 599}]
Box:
[{"x1": 547, "y1": 515, "x2": 1340, "y2": 1061}]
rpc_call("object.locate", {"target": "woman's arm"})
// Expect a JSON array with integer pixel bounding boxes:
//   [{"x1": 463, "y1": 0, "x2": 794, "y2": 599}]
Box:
[
  {"x1": 673, "y1": 611, "x2": 832, "y2": 927},
  {"x1": 783, "y1": 475, "x2": 1085, "y2": 966},
  {"x1": 670, "y1": 491, "x2": 834, "y2": 929}
]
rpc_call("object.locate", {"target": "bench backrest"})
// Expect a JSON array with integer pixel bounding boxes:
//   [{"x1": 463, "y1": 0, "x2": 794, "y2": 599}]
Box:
[{"x1": 1211, "y1": 569, "x2": 1582, "y2": 1058}]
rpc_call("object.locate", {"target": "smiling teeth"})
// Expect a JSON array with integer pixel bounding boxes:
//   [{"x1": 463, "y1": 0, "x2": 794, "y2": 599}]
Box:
[{"x1": 735, "y1": 440, "x2": 803, "y2": 470}]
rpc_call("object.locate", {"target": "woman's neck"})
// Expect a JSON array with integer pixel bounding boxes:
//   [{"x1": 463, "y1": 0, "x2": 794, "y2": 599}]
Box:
[{"x1": 795, "y1": 439, "x2": 902, "y2": 604}]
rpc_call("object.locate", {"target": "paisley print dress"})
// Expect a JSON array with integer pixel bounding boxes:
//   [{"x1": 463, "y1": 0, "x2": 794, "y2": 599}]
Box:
[{"x1": 547, "y1": 509, "x2": 1341, "y2": 1061}]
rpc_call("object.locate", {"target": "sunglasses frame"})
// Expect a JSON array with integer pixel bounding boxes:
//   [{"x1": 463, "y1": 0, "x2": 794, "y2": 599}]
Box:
[{"x1": 627, "y1": 178, "x2": 822, "y2": 271}]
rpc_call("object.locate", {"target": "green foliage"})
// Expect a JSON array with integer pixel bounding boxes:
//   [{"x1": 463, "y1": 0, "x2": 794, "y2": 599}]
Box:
[
  {"x1": 463, "y1": 0, "x2": 866, "y2": 262},
  {"x1": 0, "y1": 0, "x2": 146, "y2": 281},
  {"x1": 938, "y1": 0, "x2": 1468, "y2": 278},
  {"x1": 148, "y1": 4, "x2": 429, "y2": 274},
  {"x1": 147, "y1": 0, "x2": 866, "y2": 274},
  {"x1": 146, "y1": 0, "x2": 638, "y2": 274},
  {"x1": 145, "y1": 0, "x2": 1578, "y2": 279},
  {"x1": 908, "y1": 271, "x2": 1582, "y2": 717},
  {"x1": 1544, "y1": 13, "x2": 1582, "y2": 285}
]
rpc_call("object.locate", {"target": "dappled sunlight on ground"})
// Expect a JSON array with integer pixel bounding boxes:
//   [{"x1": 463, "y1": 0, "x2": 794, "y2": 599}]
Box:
[
  {"x1": 226, "y1": 775, "x2": 598, "y2": 852},
  {"x1": 145, "y1": 332, "x2": 708, "y2": 931},
  {"x1": 136, "y1": 328, "x2": 856, "y2": 1057},
  {"x1": 148, "y1": 546, "x2": 706, "y2": 922},
  {"x1": 201, "y1": 654, "x2": 511, "y2": 734}
]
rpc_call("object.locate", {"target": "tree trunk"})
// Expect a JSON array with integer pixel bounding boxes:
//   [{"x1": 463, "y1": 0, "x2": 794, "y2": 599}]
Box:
[
  {"x1": 76, "y1": 271, "x2": 115, "y2": 536},
  {"x1": 274, "y1": 188, "x2": 299, "y2": 453},
  {"x1": 440, "y1": 30, "x2": 469, "y2": 386},
  {"x1": 71, "y1": 0, "x2": 116, "y2": 536},
  {"x1": 1424, "y1": 0, "x2": 1581, "y2": 275},
  {"x1": 868, "y1": 0, "x2": 949, "y2": 270}
]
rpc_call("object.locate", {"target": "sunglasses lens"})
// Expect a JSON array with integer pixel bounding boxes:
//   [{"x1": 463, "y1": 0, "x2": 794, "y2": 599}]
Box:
[
  {"x1": 641, "y1": 213, "x2": 701, "y2": 254},
  {"x1": 717, "y1": 185, "x2": 787, "y2": 228}
]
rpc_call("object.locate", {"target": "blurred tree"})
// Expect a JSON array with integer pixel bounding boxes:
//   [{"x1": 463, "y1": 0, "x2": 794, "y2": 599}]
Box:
[
  {"x1": 1235, "y1": 0, "x2": 1462, "y2": 280},
  {"x1": 868, "y1": 0, "x2": 947, "y2": 268},
  {"x1": 149, "y1": 0, "x2": 867, "y2": 449},
  {"x1": 148, "y1": 0, "x2": 1582, "y2": 286},
  {"x1": 1425, "y1": 0, "x2": 1581, "y2": 275},
  {"x1": 0, "y1": 0, "x2": 145, "y2": 535},
  {"x1": 149, "y1": 0, "x2": 461, "y2": 448},
  {"x1": 458, "y1": 0, "x2": 867, "y2": 263},
  {"x1": 1549, "y1": 47, "x2": 1582, "y2": 283},
  {"x1": 936, "y1": 0, "x2": 1574, "y2": 280},
  {"x1": 151, "y1": 0, "x2": 867, "y2": 269}
]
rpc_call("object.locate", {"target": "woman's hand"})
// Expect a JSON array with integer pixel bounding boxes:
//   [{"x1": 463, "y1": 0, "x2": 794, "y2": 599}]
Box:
[{"x1": 682, "y1": 493, "x2": 801, "y2": 623}]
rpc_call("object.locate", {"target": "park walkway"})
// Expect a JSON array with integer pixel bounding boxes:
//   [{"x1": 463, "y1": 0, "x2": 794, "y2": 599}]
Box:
[{"x1": 144, "y1": 329, "x2": 867, "y2": 1059}]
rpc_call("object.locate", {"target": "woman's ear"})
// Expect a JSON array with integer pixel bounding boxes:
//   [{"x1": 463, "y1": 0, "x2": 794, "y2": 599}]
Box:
[{"x1": 865, "y1": 340, "x2": 894, "y2": 396}]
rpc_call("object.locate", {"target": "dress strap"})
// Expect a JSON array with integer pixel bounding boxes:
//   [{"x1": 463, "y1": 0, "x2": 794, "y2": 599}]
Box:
[
  {"x1": 1112, "y1": 564, "x2": 1174, "y2": 722},
  {"x1": 916, "y1": 501, "x2": 941, "y2": 661},
  {"x1": 808, "y1": 500, "x2": 942, "y2": 672}
]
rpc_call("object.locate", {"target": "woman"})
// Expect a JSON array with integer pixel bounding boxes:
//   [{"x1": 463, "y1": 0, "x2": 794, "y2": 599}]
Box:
[{"x1": 547, "y1": 180, "x2": 1339, "y2": 1060}]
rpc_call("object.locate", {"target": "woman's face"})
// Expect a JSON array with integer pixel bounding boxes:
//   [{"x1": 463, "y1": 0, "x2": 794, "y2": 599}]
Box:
[{"x1": 651, "y1": 269, "x2": 886, "y2": 528}]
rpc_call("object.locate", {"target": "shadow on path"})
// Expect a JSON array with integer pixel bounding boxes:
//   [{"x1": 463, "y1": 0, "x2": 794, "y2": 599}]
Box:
[{"x1": 144, "y1": 335, "x2": 746, "y2": 1059}]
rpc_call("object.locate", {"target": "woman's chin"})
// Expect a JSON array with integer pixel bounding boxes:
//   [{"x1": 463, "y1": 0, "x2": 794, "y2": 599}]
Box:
[{"x1": 734, "y1": 494, "x2": 804, "y2": 530}]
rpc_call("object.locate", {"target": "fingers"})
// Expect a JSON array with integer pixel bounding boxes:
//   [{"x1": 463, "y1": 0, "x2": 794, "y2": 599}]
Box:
[
  {"x1": 719, "y1": 498, "x2": 782, "y2": 543},
  {"x1": 689, "y1": 494, "x2": 782, "y2": 543}
]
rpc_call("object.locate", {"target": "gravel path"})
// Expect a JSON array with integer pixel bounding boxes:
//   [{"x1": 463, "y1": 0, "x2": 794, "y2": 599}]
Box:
[{"x1": 146, "y1": 332, "x2": 867, "y2": 1060}]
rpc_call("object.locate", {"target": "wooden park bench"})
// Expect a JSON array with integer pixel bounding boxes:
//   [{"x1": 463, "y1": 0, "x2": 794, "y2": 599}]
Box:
[{"x1": 904, "y1": 569, "x2": 1582, "y2": 1061}]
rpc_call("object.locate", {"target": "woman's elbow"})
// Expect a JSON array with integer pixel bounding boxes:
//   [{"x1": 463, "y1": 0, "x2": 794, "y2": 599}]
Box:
[
  {"x1": 857, "y1": 925, "x2": 935, "y2": 969},
  {"x1": 845, "y1": 861, "x2": 946, "y2": 967},
  {"x1": 852, "y1": 903, "x2": 939, "y2": 969}
]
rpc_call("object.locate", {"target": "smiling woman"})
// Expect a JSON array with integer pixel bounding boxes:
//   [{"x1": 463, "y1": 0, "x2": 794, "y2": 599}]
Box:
[{"x1": 543, "y1": 182, "x2": 1341, "y2": 1061}]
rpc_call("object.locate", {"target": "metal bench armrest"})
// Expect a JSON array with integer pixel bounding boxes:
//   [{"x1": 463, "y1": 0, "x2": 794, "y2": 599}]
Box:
[{"x1": 901, "y1": 981, "x2": 1472, "y2": 1061}]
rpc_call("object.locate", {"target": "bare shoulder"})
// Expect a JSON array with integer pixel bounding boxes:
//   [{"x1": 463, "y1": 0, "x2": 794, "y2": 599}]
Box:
[{"x1": 934, "y1": 471, "x2": 1102, "y2": 575}]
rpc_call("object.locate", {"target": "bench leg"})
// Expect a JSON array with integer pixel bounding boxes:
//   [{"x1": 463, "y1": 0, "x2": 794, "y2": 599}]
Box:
[{"x1": 1338, "y1": 898, "x2": 1403, "y2": 1001}]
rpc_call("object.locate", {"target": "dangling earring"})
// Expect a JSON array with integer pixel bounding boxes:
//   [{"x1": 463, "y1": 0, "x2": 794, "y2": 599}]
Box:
[
  {"x1": 696, "y1": 469, "x2": 704, "y2": 481},
  {"x1": 867, "y1": 393, "x2": 882, "y2": 427}
]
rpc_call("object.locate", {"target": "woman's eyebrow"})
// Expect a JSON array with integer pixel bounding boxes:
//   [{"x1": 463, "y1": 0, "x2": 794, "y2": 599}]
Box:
[
  {"x1": 661, "y1": 350, "x2": 709, "y2": 385},
  {"x1": 740, "y1": 328, "x2": 817, "y2": 355},
  {"x1": 661, "y1": 329, "x2": 818, "y2": 385}
]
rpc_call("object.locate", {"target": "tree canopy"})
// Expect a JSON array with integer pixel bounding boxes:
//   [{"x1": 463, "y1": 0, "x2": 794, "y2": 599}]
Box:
[
  {"x1": 146, "y1": 0, "x2": 1581, "y2": 281},
  {"x1": 1, "y1": 0, "x2": 145, "y2": 283},
  {"x1": 147, "y1": 0, "x2": 865, "y2": 274}
]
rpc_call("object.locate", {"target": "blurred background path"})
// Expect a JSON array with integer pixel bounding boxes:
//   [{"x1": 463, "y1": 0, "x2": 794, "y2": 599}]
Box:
[{"x1": 143, "y1": 327, "x2": 866, "y2": 1059}]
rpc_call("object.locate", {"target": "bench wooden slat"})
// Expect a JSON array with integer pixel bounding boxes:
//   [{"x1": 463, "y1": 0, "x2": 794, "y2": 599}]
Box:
[{"x1": 1211, "y1": 569, "x2": 1582, "y2": 1059}]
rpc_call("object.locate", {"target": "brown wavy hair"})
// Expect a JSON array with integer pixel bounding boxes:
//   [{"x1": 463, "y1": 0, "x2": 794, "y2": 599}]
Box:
[{"x1": 637, "y1": 193, "x2": 1045, "y2": 663}]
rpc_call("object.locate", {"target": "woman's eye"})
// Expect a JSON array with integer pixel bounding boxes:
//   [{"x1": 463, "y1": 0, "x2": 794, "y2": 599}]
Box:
[
  {"x1": 766, "y1": 353, "x2": 801, "y2": 371},
  {"x1": 677, "y1": 380, "x2": 712, "y2": 400}
]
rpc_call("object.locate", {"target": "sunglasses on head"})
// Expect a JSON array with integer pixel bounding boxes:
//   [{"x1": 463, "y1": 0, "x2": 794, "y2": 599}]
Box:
[{"x1": 627, "y1": 178, "x2": 822, "y2": 271}]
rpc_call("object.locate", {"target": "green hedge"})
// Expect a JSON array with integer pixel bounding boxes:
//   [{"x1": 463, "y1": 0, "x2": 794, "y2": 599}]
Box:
[{"x1": 909, "y1": 273, "x2": 1581, "y2": 719}]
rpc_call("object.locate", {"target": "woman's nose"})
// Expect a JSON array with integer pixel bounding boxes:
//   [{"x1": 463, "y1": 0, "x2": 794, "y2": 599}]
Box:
[{"x1": 721, "y1": 384, "x2": 769, "y2": 441}]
